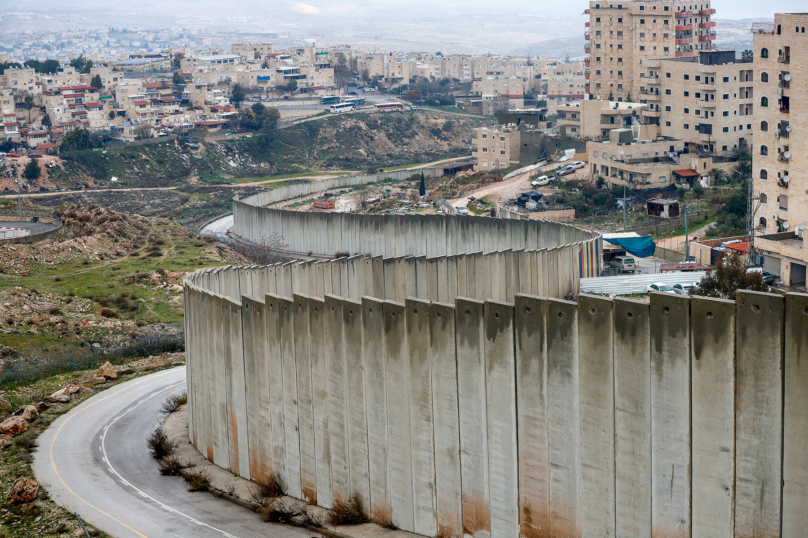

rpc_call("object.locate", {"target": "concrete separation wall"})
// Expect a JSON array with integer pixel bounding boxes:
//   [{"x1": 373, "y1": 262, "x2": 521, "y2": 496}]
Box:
[
  {"x1": 185, "y1": 262, "x2": 808, "y2": 538},
  {"x1": 0, "y1": 223, "x2": 64, "y2": 245}
]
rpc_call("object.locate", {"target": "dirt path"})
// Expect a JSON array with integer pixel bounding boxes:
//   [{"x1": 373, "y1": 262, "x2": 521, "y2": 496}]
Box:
[
  {"x1": 0, "y1": 156, "x2": 472, "y2": 201},
  {"x1": 449, "y1": 161, "x2": 563, "y2": 208},
  {"x1": 657, "y1": 221, "x2": 716, "y2": 253}
]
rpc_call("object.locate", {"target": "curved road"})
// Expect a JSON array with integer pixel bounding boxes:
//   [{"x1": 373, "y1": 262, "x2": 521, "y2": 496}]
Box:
[{"x1": 33, "y1": 367, "x2": 314, "y2": 538}]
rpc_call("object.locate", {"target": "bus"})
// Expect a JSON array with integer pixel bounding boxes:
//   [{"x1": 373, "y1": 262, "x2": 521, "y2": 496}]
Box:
[
  {"x1": 375, "y1": 102, "x2": 404, "y2": 112},
  {"x1": 330, "y1": 103, "x2": 355, "y2": 113},
  {"x1": 341, "y1": 96, "x2": 365, "y2": 106},
  {"x1": 320, "y1": 95, "x2": 340, "y2": 105}
]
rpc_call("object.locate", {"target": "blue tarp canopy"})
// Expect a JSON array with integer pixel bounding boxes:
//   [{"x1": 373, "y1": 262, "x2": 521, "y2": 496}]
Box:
[{"x1": 604, "y1": 235, "x2": 656, "y2": 258}]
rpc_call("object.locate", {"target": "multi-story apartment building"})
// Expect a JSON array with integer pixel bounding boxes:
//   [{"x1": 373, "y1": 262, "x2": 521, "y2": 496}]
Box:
[
  {"x1": 540, "y1": 61, "x2": 589, "y2": 101},
  {"x1": 640, "y1": 49, "x2": 754, "y2": 153},
  {"x1": 231, "y1": 43, "x2": 275, "y2": 59},
  {"x1": 472, "y1": 127, "x2": 521, "y2": 171},
  {"x1": 557, "y1": 99, "x2": 647, "y2": 138},
  {"x1": 587, "y1": 0, "x2": 716, "y2": 101},
  {"x1": 586, "y1": 125, "x2": 721, "y2": 189},
  {"x1": 751, "y1": 13, "x2": 808, "y2": 286}
]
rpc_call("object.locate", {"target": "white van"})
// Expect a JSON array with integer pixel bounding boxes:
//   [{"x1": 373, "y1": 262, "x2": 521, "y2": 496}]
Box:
[{"x1": 609, "y1": 256, "x2": 636, "y2": 273}]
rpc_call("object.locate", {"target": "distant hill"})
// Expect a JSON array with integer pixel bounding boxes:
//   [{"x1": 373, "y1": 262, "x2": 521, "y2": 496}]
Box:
[{"x1": 511, "y1": 37, "x2": 585, "y2": 60}]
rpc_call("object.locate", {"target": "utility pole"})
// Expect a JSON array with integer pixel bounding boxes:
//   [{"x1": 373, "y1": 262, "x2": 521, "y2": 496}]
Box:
[
  {"x1": 684, "y1": 196, "x2": 689, "y2": 259},
  {"x1": 16, "y1": 178, "x2": 22, "y2": 222},
  {"x1": 622, "y1": 185, "x2": 626, "y2": 232}
]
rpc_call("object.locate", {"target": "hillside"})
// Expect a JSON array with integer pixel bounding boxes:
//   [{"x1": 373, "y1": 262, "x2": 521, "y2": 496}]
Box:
[{"x1": 41, "y1": 111, "x2": 482, "y2": 191}]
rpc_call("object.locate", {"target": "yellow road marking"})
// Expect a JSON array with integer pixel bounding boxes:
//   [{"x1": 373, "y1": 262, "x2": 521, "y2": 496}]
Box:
[{"x1": 48, "y1": 370, "x2": 174, "y2": 538}]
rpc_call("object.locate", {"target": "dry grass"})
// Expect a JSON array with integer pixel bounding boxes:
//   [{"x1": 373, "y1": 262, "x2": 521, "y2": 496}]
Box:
[
  {"x1": 181, "y1": 468, "x2": 211, "y2": 492},
  {"x1": 327, "y1": 493, "x2": 370, "y2": 526},
  {"x1": 260, "y1": 499, "x2": 301, "y2": 524},
  {"x1": 146, "y1": 428, "x2": 177, "y2": 459},
  {"x1": 299, "y1": 505, "x2": 325, "y2": 528},
  {"x1": 160, "y1": 391, "x2": 188, "y2": 414},
  {"x1": 158, "y1": 455, "x2": 195, "y2": 476},
  {"x1": 250, "y1": 471, "x2": 287, "y2": 505}
]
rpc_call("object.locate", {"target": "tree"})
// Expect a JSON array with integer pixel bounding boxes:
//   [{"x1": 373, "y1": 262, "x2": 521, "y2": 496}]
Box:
[
  {"x1": 24, "y1": 59, "x2": 60, "y2": 74},
  {"x1": 361, "y1": 68, "x2": 370, "y2": 83},
  {"x1": 419, "y1": 172, "x2": 426, "y2": 196},
  {"x1": 691, "y1": 253, "x2": 766, "y2": 300},
  {"x1": 0, "y1": 61, "x2": 22, "y2": 74},
  {"x1": 90, "y1": 74, "x2": 103, "y2": 89},
  {"x1": 172, "y1": 53, "x2": 184, "y2": 71},
  {"x1": 676, "y1": 186, "x2": 687, "y2": 199},
  {"x1": 626, "y1": 92, "x2": 632, "y2": 102},
  {"x1": 109, "y1": 110, "x2": 116, "y2": 120},
  {"x1": 230, "y1": 84, "x2": 246, "y2": 107},
  {"x1": 80, "y1": 59, "x2": 93, "y2": 74},
  {"x1": 0, "y1": 139, "x2": 12, "y2": 153},
  {"x1": 42, "y1": 114, "x2": 52, "y2": 128},
  {"x1": 69, "y1": 55, "x2": 87, "y2": 72},
  {"x1": 254, "y1": 51, "x2": 261, "y2": 60},
  {"x1": 608, "y1": 91, "x2": 614, "y2": 101},
  {"x1": 23, "y1": 158, "x2": 41, "y2": 180},
  {"x1": 23, "y1": 93, "x2": 34, "y2": 111},
  {"x1": 442, "y1": 120, "x2": 454, "y2": 132},
  {"x1": 741, "y1": 49, "x2": 753, "y2": 60},
  {"x1": 251, "y1": 102, "x2": 267, "y2": 117},
  {"x1": 60, "y1": 128, "x2": 92, "y2": 152},
  {"x1": 692, "y1": 183, "x2": 705, "y2": 199}
]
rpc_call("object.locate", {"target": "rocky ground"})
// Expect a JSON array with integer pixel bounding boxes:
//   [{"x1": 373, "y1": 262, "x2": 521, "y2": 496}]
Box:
[{"x1": 0, "y1": 353, "x2": 184, "y2": 538}]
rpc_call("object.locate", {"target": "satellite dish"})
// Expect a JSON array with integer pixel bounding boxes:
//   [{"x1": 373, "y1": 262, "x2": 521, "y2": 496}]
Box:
[
  {"x1": 691, "y1": 163, "x2": 697, "y2": 170},
  {"x1": 798, "y1": 223, "x2": 806, "y2": 232},
  {"x1": 784, "y1": 151, "x2": 791, "y2": 159},
  {"x1": 786, "y1": 125, "x2": 792, "y2": 131},
  {"x1": 784, "y1": 74, "x2": 791, "y2": 81},
  {"x1": 783, "y1": 221, "x2": 790, "y2": 230},
  {"x1": 619, "y1": 149, "x2": 625, "y2": 155},
  {"x1": 783, "y1": 175, "x2": 790, "y2": 183},
  {"x1": 773, "y1": 214, "x2": 779, "y2": 221}
]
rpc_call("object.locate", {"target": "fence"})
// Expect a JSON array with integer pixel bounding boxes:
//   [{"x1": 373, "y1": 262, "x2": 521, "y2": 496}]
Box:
[
  {"x1": 0, "y1": 326, "x2": 184, "y2": 386},
  {"x1": 184, "y1": 266, "x2": 808, "y2": 538}
]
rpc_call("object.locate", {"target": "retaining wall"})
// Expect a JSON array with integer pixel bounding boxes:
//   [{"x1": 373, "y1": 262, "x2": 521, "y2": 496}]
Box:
[{"x1": 183, "y1": 267, "x2": 808, "y2": 538}]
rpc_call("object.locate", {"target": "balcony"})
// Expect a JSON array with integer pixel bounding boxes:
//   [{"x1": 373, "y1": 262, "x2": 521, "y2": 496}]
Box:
[
  {"x1": 585, "y1": 74, "x2": 590, "y2": 80},
  {"x1": 585, "y1": 34, "x2": 591, "y2": 40},
  {"x1": 778, "y1": 154, "x2": 790, "y2": 163},
  {"x1": 676, "y1": 51, "x2": 697, "y2": 58},
  {"x1": 676, "y1": 11, "x2": 693, "y2": 17},
  {"x1": 778, "y1": 176, "x2": 790, "y2": 188},
  {"x1": 585, "y1": 22, "x2": 590, "y2": 27},
  {"x1": 584, "y1": 8, "x2": 590, "y2": 14},
  {"x1": 699, "y1": 33, "x2": 716, "y2": 41},
  {"x1": 699, "y1": 8, "x2": 716, "y2": 15},
  {"x1": 699, "y1": 22, "x2": 716, "y2": 28},
  {"x1": 778, "y1": 54, "x2": 790, "y2": 64},
  {"x1": 585, "y1": 44, "x2": 591, "y2": 52},
  {"x1": 584, "y1": 59, "x2": 591, "y2": 67},
  {"x1": 676, "y1": 38, "x2": 691, "y2": 45},
  {"x1": 676, "y1": 24, "x2": 693, "y2": 31},
  {"x1": 779, "y1": 79, "x2": 790, "y2": 89}
]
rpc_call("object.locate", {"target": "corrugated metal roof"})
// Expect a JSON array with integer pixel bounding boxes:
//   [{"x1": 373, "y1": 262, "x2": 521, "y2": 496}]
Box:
[{"x1": 580, "y1": 271, "x2": 706, "y2": 296}]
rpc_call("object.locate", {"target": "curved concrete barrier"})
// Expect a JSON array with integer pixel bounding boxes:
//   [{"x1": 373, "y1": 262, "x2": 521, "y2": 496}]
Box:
[{"x1": 184, "y1": 173, "x2": 808, "y2": 538}]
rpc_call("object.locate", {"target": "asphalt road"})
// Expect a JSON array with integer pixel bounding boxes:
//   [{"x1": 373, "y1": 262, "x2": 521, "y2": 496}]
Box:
[
  {"x1": 200, "y1": 214, "x2": 234, "y2": 238},
  {"x1": 33, "y1": 367, "x2": 315, "y2": 538}
]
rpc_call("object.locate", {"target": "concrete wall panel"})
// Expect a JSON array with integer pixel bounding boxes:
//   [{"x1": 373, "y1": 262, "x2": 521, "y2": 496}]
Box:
[
  {"x1": 691, "y1": 296, "x2": 734, "y2": 538},
  {"x1": 513, "y1": 294, "x2": 550, "y2": 538},
  {"x1": 455, "y1": 297, "x2": 490, "y2": 537},
  {"x1": 613, "y1": 298, "x2": 651, "y2": 537},
  {"x1": 734, "y1": 291, "x2": 784, "y2": 538},
  {"x1": 325, "y1": 295, "x2": 351, "y2": 503},
  {"x1": 293, "y1": 294, "x2": 317, "y2": 503},
  {"x1": 484, "y1": 300, "x2": 519, "y2": 538},
  {"x1": 343, "y1": 298, "x2": 370, "y2": 511},
  {"x1": 265, "y1": 294, "x2": 286, "y2": 480},
  {"x1": 577, "y1": 294, "x2": 615, "y2": 538},
  {"x1": 782, "y1": 293, "x2": 808, "y2": 535},
  {"x1": 278, "y1": 295, "x2": 302, "y2": 497},
  {"x1": 649, "y1": 294, "x2": 691, "y2": 538}
]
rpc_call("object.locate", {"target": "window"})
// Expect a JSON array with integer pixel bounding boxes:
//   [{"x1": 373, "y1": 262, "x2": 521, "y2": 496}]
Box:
[
  {"x1": 696, "y1": 92, "x2": 701, "y2": 98},
  {"x1": 640, "y1": 46, "x2": 645, "y2": 51},
  {"x1": 482, "y1": 147, "x2": 488, "y2": 153},
  {"x1": 696, "y1": 110, "x2": 701, "y2": 115},
  {"x1": 665, "y1": 106, "x2": 671, "y2": 111},
  {"x1": 760, "y1": 145, "x2": 768, "y2": 156},
  {"x1": 666, "y1": 72, "x2": 671, "y2": 78},
  {"x1": 696, "y1": 76, "x2": 701, "y2": 81},
  {"x1": 723, "y1": 76, "x2": 729, "y2": 82},
  {"x1": 723, "y1": 94, "x2": 729, "y2": 99},
  {"x1": 760, "y1": 121, "x2": 768, "y2": 131},
  {"x1": 666, "y1": 121, "x2": 671, "y2": 126},
  {"x1": 666, "y1": 89, "x2": 671, "y2": 95},
  {"x1": 684, "y1": 108, "x2": 690, "y2": 113},
  {"x1": 684, "y1": 124, "x2": 689, "y2": 129},
  {"x1": 684, "y1": 91, "x2": 690, "y2": 96},
  {"x1": 761, "y1": 48, "x2": 769, "y2": 58},
  {"x1": 760, "y1": 193, "x2": 768, "y2": 203},
  {"x1": 761, "y1": 96, "x2": 768, "y2": 107},
  {"x1": 640, "y1": 18, "x2": 645, "y2": 23},
  {"x1": 760, "y1": 169, "x2": 768, "y2": 180},
  {"x1": 500, "y1": 136, "x2": 505, "y2": 141},
  {"x1": 723, "y1": 127, "x2": 729, "y2": 132},
  {"x1": 500, "y1": 151, "x2": 506, "y2": 156},
  {"x1": 723, "y1": 111, "x2": 729, "y2": 117},
  {"x1": 684, "y1": 74, "x2": 690, "y2": 80},
  {"x1": 482, "y1": 134, "x2": 487, "y2": 139}
]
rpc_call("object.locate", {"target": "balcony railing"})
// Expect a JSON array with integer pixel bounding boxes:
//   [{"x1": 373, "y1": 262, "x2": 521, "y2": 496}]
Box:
[
  {"x1": 779, "y1": 79, "x2": 790, "y2": 89},
  {"x1": 778, "y1": 154, "x2": 790, "y2": 163},
  {"x1": 676, "y1": 11, "x2": 693, "y2": 17},
  {"x1": 699, "y1": 22, "x2": 716, "y2": 28},
  {"x1": 780, "y1": 107, "x2": 790, "y2": 113},
  {"x1": 778, "y1": 178, "x2": 789, "y2": 188},
  {"x1": 699, "y1": 8, "x2": 716, "y2": 15},
  {"x1": 778, "y1": 54, "x2": 790, "y2": 63},
  {"x1": 676, "y1": 25, "x2": 693, "y2": 31}
]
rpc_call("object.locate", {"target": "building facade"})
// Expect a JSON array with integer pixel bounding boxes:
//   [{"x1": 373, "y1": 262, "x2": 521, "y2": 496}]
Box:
[
  {"x1": 587, "y1": 0, "x2": 716, "y2": 101},
  {"x1": 640, "y1": 50, "x2": 753, "y2": 154},
  {"x1": 472, "y1": 127, "x2": 521, "y2": 171},
  {"x1": 752, "y1": 13, "x2": 808, "y2": 286}
]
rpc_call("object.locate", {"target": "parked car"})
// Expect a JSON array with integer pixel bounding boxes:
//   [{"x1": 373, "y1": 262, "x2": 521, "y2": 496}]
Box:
[
  {"x1": 647, "y1": 283, "x2": 676, "y2": 294},
  {"x1": 27, "y1": 152, "x2": 43, "y2": 158},
  {"x1": 672, "y1": 283, "x2": 694, "y2": 295},
  {"x1": 7, "y1": 153, "x2": 21, "y2": 158},
  {"x1": 531, "y1": 175, "x2": 551, "y2": 187},
  {"x1": 761, "y1": 271, "x2": 776, "y2": 284},
  {"x1": 556, "y1": 165, "x2": 574, "y2": 176},
  {"x1": 571, "y1": 161, "x2": 585, "y2": 170},
  {"x1": 609, "y1": 256, "x2": 636, "y2": 273}
]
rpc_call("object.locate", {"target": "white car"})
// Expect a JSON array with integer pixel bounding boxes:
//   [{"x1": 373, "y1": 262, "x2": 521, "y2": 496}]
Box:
[
  {"x1": 647, "y1": 283, "x2": 676, "y2": 294},
  {"x1": 531, "y1": 175, "x2": 551, "y2": 187},
  {"x1": 556, "y1": 166, "x2": 575, "y2": 176},
  {"x1": 672, "y1": 283, "x2": 693, "y2": 295},
  {"x1": 456, "y1": 206, "x2": 469, "y2": 215},
  {"x1": 571, "y1": 161, "x2": 585, "y2": 170}
]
